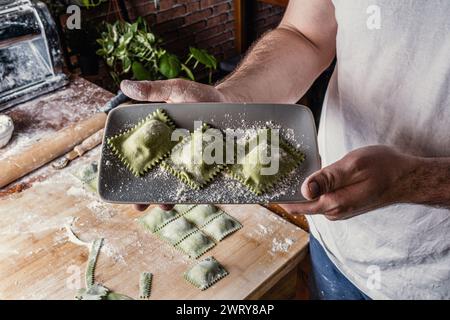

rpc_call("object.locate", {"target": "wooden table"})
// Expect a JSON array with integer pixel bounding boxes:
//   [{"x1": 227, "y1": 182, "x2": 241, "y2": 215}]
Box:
[{"x1": 0, "y1": 76, "x2": 309, "y2": 299}]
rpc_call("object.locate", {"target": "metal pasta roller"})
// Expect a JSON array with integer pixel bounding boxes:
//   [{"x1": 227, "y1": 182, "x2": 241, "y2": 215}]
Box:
[{"x1": 0, "y1": 0, "x2": 68, "y2": 111}]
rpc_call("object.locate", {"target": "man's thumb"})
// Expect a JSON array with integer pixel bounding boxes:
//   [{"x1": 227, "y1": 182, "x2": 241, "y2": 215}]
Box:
[
  {"x1": 120, "y1": 80, "x2": 172, "y2": 102},
  {"x1": 301, "y1": 164, "x2": 345, "y2": 200}
]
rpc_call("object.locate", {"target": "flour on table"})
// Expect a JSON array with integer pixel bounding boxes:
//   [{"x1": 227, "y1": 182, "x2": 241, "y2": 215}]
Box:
[{"x1": 271, "y1": 237, "x2": 295, "y2": 253}]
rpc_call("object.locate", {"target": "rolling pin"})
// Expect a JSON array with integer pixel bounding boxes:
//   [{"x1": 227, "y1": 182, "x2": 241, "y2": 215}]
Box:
[
  {"x1": 52, "y1": 128, "x2": 105, "y2": 169},
  {"x1": 0, "y1": 92, "x2": 128, "y2": 189}
]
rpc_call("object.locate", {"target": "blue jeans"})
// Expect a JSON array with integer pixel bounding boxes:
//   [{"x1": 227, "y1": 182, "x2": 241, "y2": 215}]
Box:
[{"x1": 309, "y1": 235, "x2": 371, "y2": 300}]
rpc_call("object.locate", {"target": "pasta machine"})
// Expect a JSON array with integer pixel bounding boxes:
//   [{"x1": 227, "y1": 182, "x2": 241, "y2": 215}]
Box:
[{"x1": 0, "y1": 0, "x2": 68, "y2": 111}]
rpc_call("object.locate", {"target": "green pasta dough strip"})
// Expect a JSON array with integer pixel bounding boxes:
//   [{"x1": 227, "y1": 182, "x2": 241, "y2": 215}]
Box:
[
  {"x1": 139, "y1": 272, "x2": 153, "y2": 299},
  {"x1": 184, "y1": 256, "x2": 229, "y2": 290},
  {"x1": 229, "y1": 129, "x2": 305, "y2": 195},
  {"x1": 86, "y1": 238, "x2": 104, "y2": 288},
  {"x1": 107, "y1": 109, "x2": 177, "y2": 176},
  {"x1": 75, "y1": 237, "x2": 133, "y2": 300}
]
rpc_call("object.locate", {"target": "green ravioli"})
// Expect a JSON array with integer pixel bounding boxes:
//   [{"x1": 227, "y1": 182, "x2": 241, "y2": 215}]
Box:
[
  {"x1": 184, "y1": 256, "x2": 228, "y2": 290},
  {"x1": 161, "y1": 125, "x2": 226, "y2": 190},
  {"x1": 107, "y1": 109, "x2": 176, "y2": 176},
  {"x1": 229, "y1": 129, "x2": 305, "y2": 195}
]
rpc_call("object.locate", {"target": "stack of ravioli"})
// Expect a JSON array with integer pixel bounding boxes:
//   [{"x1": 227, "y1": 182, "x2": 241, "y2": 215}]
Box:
[{"x1": 107, "y1": 108, "x2": 305, "y2": 195}]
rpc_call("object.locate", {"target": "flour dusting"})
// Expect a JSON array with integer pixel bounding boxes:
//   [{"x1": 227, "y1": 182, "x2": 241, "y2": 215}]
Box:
[{"x1": 271, "y1": 237, "x2": 295, "y2": 253}]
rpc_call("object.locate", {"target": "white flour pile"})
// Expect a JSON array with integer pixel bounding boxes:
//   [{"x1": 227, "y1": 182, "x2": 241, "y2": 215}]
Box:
[{"x1": 0, "y1": 115, "x2": 14, "y2": 148}]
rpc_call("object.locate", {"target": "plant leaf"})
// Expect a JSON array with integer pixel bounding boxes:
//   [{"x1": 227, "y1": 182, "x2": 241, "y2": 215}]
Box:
[
  {"x1": 189, "y1": 47, "x2": 217, "y2": 69},
  {"x1": 122, "y1": 57, "x2": 132, "y2": 73},
  {"x1": 96, "y1": 48, "x2": 106, "y2": 56},
  {"x1": 111, "y1": 23, "x2": 118, "y2": 43},
  {"x1": 159, "y1": 53, "x2": 181, "y2": 79},
  {"x1": 106, "y1": 40, "x2": 115, "y2": 54},
  {"x1": 132, "y1": 61, "x2": 153, "y2": 80},
  {"x1": 110, "y1": 71, "x2": 120, "y2": 85},
  {"x1": 106, "y1": 56, "x2": 114, "y2": 67},
  {"x1": 181, "y1": 64, "x2": 195, "y2": 81}
]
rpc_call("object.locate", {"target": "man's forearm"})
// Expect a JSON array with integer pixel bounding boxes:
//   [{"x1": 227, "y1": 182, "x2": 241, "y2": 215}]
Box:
[
  {"x1": 216, "y1": 27, "x2": 335, "y2": 104},
  {"x1": 403, "y1": 157, "x2": 450, "y2": 208}
]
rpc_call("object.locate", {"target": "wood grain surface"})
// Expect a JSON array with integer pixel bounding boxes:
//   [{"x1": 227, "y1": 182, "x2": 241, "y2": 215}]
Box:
[
  {"x1": 0, "y1": 151, "x2": 308, "y2": 299},
  {"x1": 0, "y1": 76, "x2": 310, "y2": 299},
  {"x1": 0, "y1": 76, "x2": 114, "y2": 195}
]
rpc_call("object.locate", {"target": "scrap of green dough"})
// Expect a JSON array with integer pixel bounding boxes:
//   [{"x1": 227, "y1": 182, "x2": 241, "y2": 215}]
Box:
[
  {"x1": 183, "y1": 204, "x2": 223, "y2": 228},
  {"x1": 176, "y1": 231, "x2": 216, "y2": 259},
  {"x1": 156, "y1": 217, "x2": 197, "y2": 245},
  {"x1": 108, "y1": 109, "x2": 176, "y2": 176},
  {"x1": 75, "y1": 240, "x2": 133, "y2": 300},
  {"x1": 201, "y1": 213, "x2": 242, "y2": 242},
  {"x1": 140, "y1": 207, "x2": 179, "y2": 232},
  {"x1": 184, "y1": 256, "x2": 228, "y2": 290},
  {"x1": 76, "y1": 284, "x2": 133, "y2": 300},
  {"x1": 86, "y1": 238, "x2": 103, "y2": 288},
  {"x1": 105, "y1": 292, "x2": 134, "y2": 300},
  {"x1": 73, "y1": 162, "x2": 98, "y2": 192},
  {"x1": 139, "y1": 272, "x2": 153, "y2": 299},
  {"x1": 76, "y1": 284, "x2": 109, "y2": 300}
]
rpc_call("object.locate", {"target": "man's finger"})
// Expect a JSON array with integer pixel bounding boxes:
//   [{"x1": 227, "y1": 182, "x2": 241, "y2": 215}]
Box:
[
  {"x1": 134, "y1": 204, "x2": 150, "y2": 212},
  {"x1": 279, "y1": 201, "x2": 323, "y2": 215},
  {"x1": 279, "y1": 192, "x2": 341, "y2": 215},
  {"x1": 120, "y1": 80, "x2": 175, "y2": 102},
  {"x1": 159, "y1": 204, "x2": 175, "y2": 211},
  {"x1": 301, "y1": 161, "x2": 350, "y2": 200}
]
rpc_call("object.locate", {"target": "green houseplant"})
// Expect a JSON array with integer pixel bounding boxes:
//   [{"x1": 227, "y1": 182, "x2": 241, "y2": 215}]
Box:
[{"x1": 96, "y1": 17, "x2": 217, "y2": 85}]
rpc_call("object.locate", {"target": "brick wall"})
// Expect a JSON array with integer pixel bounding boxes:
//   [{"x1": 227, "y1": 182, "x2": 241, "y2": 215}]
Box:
[{"x1": 87, "y1": 0, "x2": 285, "y2": 63}]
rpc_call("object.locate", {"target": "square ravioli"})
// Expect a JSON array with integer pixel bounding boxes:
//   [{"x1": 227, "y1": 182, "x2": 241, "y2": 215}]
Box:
[
  {"x1": 184, "y1": 256, "x2": 228, "y2": 290},
  {"x1": 161, "y1": 127, "x2": 226, "y2": 190},
  {"x1": 229, "y1": 129, "x2": 305, "y2": 195},
  {"x1": 156, "y1": 216, "x2": 198, "y2": 245},
  {"x1": 176, "y1": 231, "x2": 216, "y2": 259},
  {"x1": 183, "y1": 205, "x2": 223, "y2": 228},
  {"x1": 201, "y1": 213, "x2": 242, "y2": 242},
  {"x1": 107, "y1": 109, "x2": 176, "y2": 176},
  {"x1": 139, "y1": 206, "x2": 180, "y2": 232},
  {"x1": 174, "y1": 204, "x2": 196, "y2": 215}
]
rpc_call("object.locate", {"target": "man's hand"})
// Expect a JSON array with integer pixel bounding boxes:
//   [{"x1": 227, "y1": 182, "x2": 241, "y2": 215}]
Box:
[
  {"x1": 121, "y1": 79, "x2": 229, "y2": 212},
  {"x1": 120, "y1": 79, "x2": 230, "y2": 104},
  {"x1": 280, "y1": 145, "x2": 421, "y2": 220}
]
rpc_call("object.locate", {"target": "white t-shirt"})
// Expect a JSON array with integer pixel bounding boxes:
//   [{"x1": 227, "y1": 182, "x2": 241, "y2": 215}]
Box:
[{"x1": 308, "y1": 0, "x2": 450, "y2": 299}]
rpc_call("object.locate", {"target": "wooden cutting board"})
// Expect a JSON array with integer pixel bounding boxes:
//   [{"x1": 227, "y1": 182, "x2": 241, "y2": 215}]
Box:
[{"x1": 0, "y1": 149, "x2": 308, "y2": 300}]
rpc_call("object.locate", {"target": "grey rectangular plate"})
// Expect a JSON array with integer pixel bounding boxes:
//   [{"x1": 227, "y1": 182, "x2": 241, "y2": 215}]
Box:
[{"x1": 98, "y1": 103, "x2": 320, "y2": 204}]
